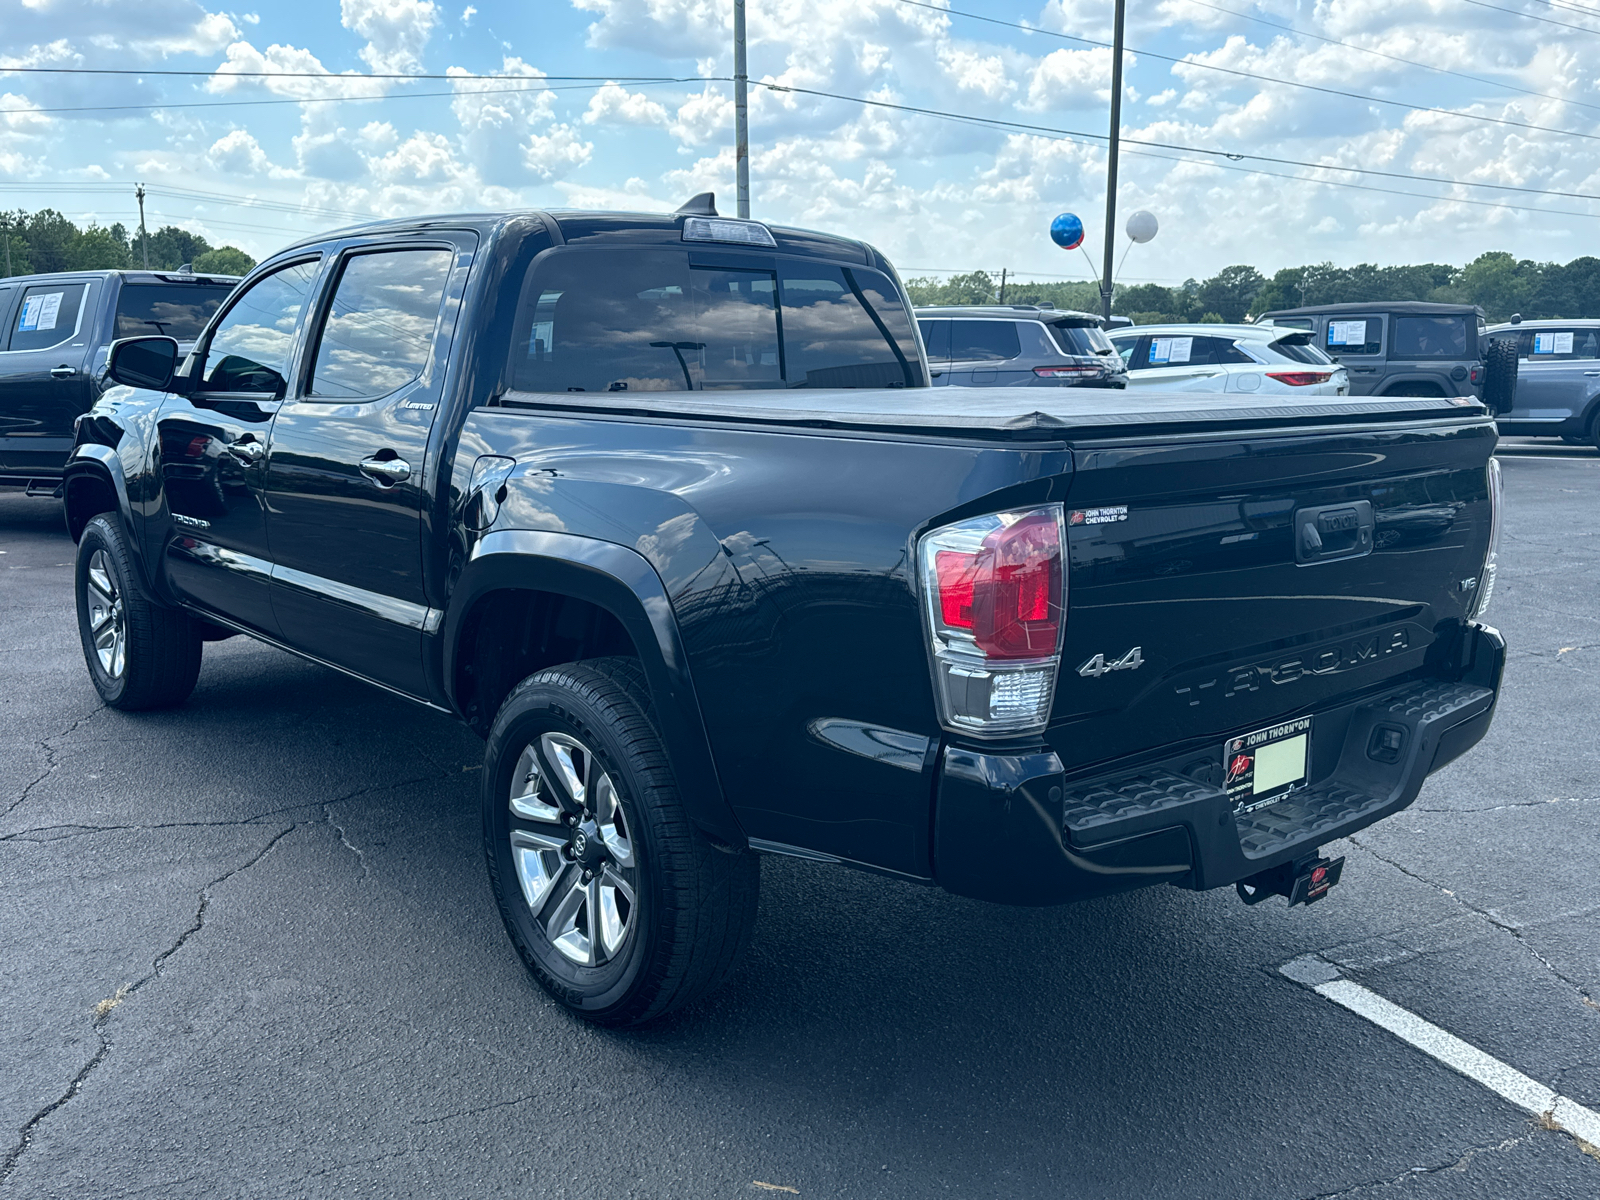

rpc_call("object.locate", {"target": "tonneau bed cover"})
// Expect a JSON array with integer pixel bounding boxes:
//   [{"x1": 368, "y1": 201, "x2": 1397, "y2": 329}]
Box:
[{"x1": 493, "y1": 387, "x2": 1485, "y2": 440}]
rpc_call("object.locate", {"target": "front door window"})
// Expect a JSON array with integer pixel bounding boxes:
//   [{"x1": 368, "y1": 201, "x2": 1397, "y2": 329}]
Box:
[{"x1": 199, "y1": 260, "x2": 321, "y2": 395}]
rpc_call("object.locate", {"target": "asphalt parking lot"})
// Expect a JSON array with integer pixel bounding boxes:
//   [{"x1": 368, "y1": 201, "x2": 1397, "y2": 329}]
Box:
[{"x1": 1, "y1": 439, "x2": 1596, "y2": 1200}]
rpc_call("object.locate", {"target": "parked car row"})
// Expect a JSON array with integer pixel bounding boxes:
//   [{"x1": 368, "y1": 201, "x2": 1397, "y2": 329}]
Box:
[{"x1": 2, "y1": 261, "x2": 1594, "y2": 484}]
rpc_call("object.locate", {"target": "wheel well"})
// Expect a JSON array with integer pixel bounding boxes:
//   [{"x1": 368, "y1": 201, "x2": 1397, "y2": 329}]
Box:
[
  {"x1": 64, "y1": 472, "x2": 119, "y2": 542},
  {"x1": 1381, "y1": 381, "x2": 1446, "y2": 397},
  {"x1": 454, "y1": 588, "x2": 639, "y2": 734}
]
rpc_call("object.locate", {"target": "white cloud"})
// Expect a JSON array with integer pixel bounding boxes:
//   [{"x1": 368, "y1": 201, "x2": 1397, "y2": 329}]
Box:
[
  {"x1": 523, "y1": 123, "x2": 593, "y2": 179},
  {"x1": 584, "y1": 82, "x2": 669, "y2": 126},
  {"x1": 1025, "y1": 47, "x2": 1116, "y2": 111},
  {"x1": 340, "y1": 0, "x2": 440, "y2": 75}
]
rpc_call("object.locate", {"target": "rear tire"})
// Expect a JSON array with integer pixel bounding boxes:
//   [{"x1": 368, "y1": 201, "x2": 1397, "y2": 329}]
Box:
[
  {"x1": 482, "y1": 656, "x2": 759, "y2": 1027},
  {"x1": 74, "y1": 515, "x2": 203, "y2": 710}
]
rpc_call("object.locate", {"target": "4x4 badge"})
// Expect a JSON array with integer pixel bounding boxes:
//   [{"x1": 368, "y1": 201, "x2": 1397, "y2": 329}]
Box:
[{"x1": 1078, "y1": 647, "x2": 1144, "y2": 678}]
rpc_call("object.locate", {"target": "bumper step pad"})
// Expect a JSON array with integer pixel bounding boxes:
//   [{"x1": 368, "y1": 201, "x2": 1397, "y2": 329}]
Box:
[{"x1": 1058, "y1": 678, "x2": 1496, "y2": 866}]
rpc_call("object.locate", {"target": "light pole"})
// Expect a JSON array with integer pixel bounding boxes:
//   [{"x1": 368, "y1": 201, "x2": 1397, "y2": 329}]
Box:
[
  {"x1": 734, "y1": 0, "x2": 750, "y2": 218},
  {"x1": 1098, "y1": 0, "x2": 1127, "y2": 322}
]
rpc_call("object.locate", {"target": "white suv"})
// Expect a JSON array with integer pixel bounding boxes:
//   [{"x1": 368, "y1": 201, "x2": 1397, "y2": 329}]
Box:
[{"x1": 1108, "y1": 323, "x2": 1350, "y2": 396}]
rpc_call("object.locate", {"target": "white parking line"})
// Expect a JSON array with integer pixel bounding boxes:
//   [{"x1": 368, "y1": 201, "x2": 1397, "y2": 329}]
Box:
[{"x1": 1281, "y1": 958, "x2": 1600, "y2": 1148}]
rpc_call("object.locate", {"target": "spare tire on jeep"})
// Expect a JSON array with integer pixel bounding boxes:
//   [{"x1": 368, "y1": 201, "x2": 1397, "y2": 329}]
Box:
[{"x1": 1481, "y1": 336, "x2": 1518, "y2": 414}]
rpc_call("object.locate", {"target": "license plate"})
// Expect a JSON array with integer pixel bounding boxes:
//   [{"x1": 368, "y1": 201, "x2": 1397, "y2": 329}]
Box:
[{"x1": 1224, "y1": 716, "x2": 1311, "y2": 814}]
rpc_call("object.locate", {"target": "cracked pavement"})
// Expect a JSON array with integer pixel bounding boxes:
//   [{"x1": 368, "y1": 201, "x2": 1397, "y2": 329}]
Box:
[{"x1": 1, "y1": 441, "x2": 1597, "y2": 1199}]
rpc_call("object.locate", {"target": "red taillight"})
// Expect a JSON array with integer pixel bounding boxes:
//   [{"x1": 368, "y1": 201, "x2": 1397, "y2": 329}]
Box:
[
  {"x1": 1034, "y1": 365, "x2": 1097, "y2": 378},
  {"x1": 931, "y1": 513, "x2": 1062, "y2": 658},
  {"x1": 935, "y1": 550, "x2": 977, "y2": 628},
  {"x1": 1470, "y1": 365, "x2": 1483, "y2": 385},
  {"x1": 1266, "y1": 370, "x2": 1333, "y2": 387}
]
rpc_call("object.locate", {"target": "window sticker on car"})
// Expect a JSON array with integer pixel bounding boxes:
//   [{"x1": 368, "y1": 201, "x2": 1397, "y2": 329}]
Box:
[
  {"x1": 1328, "y1": 320, "x2": 1367, "y2": 347},
  {"x1": 18, "y1": 291, "x2": 63, "y2": 333},
  {"x1": 1149, "y1": 336, "x2": 1192, "y2": 364},
  {"x1": 1533, "y1": 332, "x2": 1573, "y2": 355}
]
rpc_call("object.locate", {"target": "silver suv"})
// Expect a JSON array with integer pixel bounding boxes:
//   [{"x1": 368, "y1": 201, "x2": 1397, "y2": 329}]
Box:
[
  {"x1": 914, "y1": 305, "x2": 1128, "y2": 389},
  {"x1": 1485, "y1": 318, "x2": 1600, "y2": 449}
]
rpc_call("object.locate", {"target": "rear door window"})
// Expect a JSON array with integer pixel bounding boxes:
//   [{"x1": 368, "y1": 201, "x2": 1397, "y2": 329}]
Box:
[
  {"x1": 1325, "y1": 316, "x2": 1383, "y2": 356},
  {"x1": 306, "y1": 249, "x2": 454, "y2": 399},
  {"x1": 918, "y1": 319, "x2": 951, "y2": 361},
  {"x1": 510, "y1": 250, "x2": 917, "y2": 391},
  {"x1": 949, "y1": 320, "x2": 1021, "y2": 362},
  {"x1": 7, "y1": 282, "x2": 89, "y2": 352},
  {"x1": 1392, "y1": 315, "x2": 1469, "y2": 358},
  {"x1": 1122, "y1": 334, "x2": 1252, "y2": 369}
]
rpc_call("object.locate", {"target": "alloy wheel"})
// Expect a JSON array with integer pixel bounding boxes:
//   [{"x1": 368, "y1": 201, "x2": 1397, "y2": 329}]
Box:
[
  {"x1": 507, "y1": 732, "x2": 638, "y2": 966},
  {"x1": 84, "y1": 550, "x2": 126, "y2": 679}
]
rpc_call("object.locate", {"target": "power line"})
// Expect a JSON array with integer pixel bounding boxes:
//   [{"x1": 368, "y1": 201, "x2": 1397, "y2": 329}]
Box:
[
  {"x1": 763, "y1": 82, "x2": 1600, "y2": 207},
  {"x1": 1456, "y1": 0, "x2": 1600, "y2": 33},
  {"x1": 0, "y1": 67, "x2": 675, "y2": 81},
  {"x1": 892, "y1": 0, "x2": 1600, "y2": 146},
  {"x1": 1180, "y1": 0, "x2": 1600, "y2": 117},
  {"x1": 0, "y1": 77, "x2": 696, "y2": 118}
]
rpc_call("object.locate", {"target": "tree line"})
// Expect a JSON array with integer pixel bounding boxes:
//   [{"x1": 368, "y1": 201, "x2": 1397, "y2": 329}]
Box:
[
  {"x1": 0, "y1": 209, "x2": 257, "y2": 278},
  {"x1": 904, "y1": 251, "x2": 1600, "y2": 325}
]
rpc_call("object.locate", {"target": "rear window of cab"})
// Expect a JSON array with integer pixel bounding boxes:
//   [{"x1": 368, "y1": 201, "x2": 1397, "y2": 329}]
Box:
[{"x1": 507, "y1": 249, "x2": 923, "y2": 392}]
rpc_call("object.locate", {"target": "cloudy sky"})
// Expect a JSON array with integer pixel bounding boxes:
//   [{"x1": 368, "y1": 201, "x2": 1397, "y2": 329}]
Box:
[{"x1": 2, "y1": 0, "x2": 1597, "y2": 285}]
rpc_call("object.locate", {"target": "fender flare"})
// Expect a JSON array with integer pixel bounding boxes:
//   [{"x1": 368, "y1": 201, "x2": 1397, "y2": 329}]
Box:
[
  {"x1": 61, "y1": 445, "x2": 160, "y2": 602},
  {"x1": 1376, "y1": 371, "x2": 1454, "y2": 396},
  {"x1": 443, "y1": 529, "x2": 745, "y2": 848}
]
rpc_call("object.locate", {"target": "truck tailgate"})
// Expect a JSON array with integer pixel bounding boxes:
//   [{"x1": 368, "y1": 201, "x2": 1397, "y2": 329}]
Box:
[{"x1": 1049, "y1": 417, "x2": 1498, "y2": 777}]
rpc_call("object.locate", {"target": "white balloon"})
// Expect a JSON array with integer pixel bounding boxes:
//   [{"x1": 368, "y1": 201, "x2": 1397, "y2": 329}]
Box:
[{"x1": 1125, "y1": 210, "x2": 1159, "y2": 244}]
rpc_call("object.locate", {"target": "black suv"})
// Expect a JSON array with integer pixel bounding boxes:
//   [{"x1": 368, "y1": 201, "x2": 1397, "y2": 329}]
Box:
[
  {"x1": 0, "y1": 269, "x2": 238, "y2": 493},
  {"x1": 1256, "y1": 300, "x2": 1515, "y2": 407},
  {"x1": 915, "y1": 304, "x2": 1128, "y2": 388}
]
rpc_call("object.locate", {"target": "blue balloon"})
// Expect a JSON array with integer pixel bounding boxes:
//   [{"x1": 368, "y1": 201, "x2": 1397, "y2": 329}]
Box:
[{"x1": 1050, "y1": 212, "x2": 1085, "y2": 250}]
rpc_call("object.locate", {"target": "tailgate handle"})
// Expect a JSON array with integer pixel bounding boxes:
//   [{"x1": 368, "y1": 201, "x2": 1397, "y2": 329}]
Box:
[{"x1": 1295, "y1": 501, "x2": 1374, "y2": 564}]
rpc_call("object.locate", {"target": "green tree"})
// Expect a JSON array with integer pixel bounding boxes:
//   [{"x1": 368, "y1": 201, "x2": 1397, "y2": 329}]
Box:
[
  {"x1": 71, "y1": 222, "x2": 132, "y2": 270},
  {"x1": 1194, "y1": 265, "x2": 1265, "y2": 323},
  {"x1": 192, "y1": 246, "x2": 256, "y2": 276},
  {"x1": 145, "y1": 225, "x2": 213, "y2": 271},
  {"x1": 1447, "y1": 252, "x2": 1542, "y2": 322},
  {"x1": 20, "y1": 209, "x2": 82, "y2": 274},
  {"x1": 0, "y1": 210, "x2": 34, "y2": 277}
]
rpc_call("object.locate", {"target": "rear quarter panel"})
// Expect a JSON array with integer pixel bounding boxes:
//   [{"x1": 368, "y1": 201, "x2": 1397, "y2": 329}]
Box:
[{"x1": 452, "y1": 407, "x2": 1073, "y2": 877}]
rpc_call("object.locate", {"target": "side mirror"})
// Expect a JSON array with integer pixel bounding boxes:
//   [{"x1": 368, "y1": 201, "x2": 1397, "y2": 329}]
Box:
[{"x1": 107, "y1": 336, "x2": 181, "y2": 392}]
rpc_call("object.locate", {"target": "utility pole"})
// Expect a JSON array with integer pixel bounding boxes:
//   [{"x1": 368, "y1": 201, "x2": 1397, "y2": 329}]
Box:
[
  {"x1": 136, "y1": 183, "x2": 150, "y2": 270},
  {"x1": 1098, "y1": 0, "x2": 1127, "y2": 322},
  {"x1": 1, "y1": 213, "x2": 10, "y2": 277},
  {"x1": 734, "y1": 0, "x2": 750, "y2": 218},
  {"x1": 998, "y1": 268, "x2": 1007, "y2": 304}
]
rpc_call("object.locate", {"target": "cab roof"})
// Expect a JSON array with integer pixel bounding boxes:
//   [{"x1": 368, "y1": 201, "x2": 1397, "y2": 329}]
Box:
[
  {"x1": 913, "y1": 304, "x2": 1103, "y2": 324},
  {"x1": 1259, "y1": 301, "x2": 1485, "y2": 318},
  {"x1": 276, "y1": 208, "x2": 875, "y2": 266}
]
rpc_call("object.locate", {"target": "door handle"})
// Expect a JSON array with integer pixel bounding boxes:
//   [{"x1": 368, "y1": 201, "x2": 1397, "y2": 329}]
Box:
[
  {"x1": 50, "y1": 366, "x2": 76, "y2": 378},
  {"x1": 227, "y1": 438, "x2": 265, "y2": 463},
  {"x1": 360, "y1": 456, "x2": 411, "y2": 484},
  {"x1": 1584, "y1": 371, "x2": 1600, "y2": 376}
]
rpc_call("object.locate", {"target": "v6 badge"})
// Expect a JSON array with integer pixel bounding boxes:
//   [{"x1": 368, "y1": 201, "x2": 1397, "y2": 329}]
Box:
[{"x1": 1078, "y1": 647, "x2": 1144, "y2": 679}]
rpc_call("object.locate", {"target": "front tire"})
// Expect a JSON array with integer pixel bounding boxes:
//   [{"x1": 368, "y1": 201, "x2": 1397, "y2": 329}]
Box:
[
  {"x1": 482, "y1": 657, "x2": 759, "y2": 1026},
  {"x1": 74, "y1": 515, "x2": 203, "y2": 710}
]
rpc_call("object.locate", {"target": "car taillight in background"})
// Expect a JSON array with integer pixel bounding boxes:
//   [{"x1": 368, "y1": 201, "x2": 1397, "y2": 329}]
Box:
[
  {"x1": 1034, "y1": 365, "x2": 1099, "y2": 379},
  {"x1": 1470, "y1": 365, "x2": 1484, "y2": 386},
  {"x1": 918, "y1": 505, "x2": 1066, "y2": 737},
  {"x1": 1470, "y1": 457, "x2": 1503, "y2": 619},
  {"x1": 1266, "y1": 370, "x2": 1334, "y2": 387}
]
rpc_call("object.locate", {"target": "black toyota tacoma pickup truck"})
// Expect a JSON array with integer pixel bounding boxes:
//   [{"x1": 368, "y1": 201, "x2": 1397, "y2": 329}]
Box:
[{"x1": 65, "y1": 203, "x2": 1506, "y2": 1026}]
